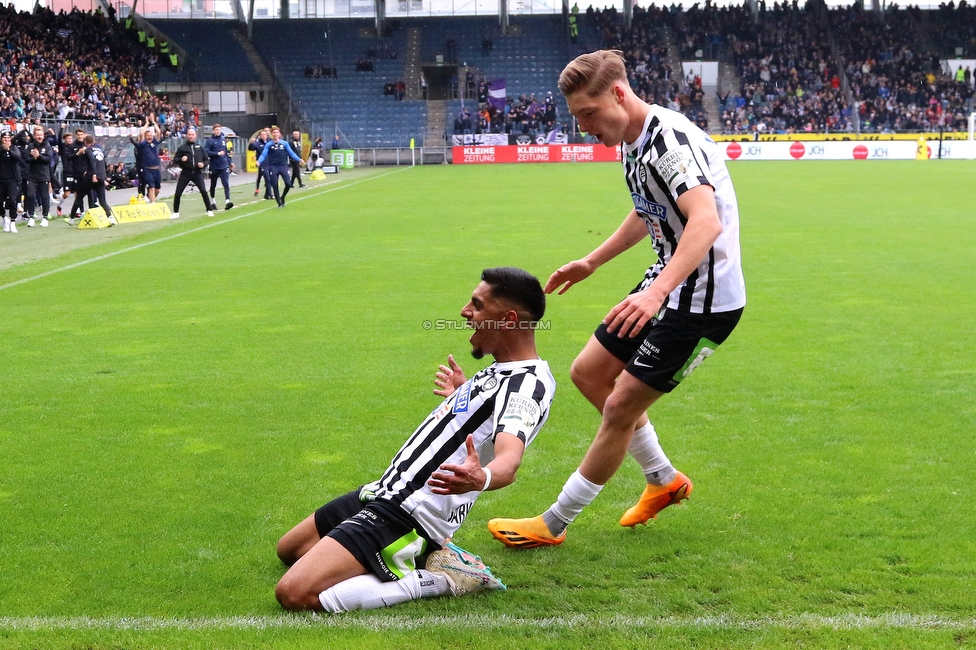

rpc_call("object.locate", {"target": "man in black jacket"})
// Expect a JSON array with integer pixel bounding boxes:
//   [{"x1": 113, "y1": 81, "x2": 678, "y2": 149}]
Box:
[
  {"x1": 248, "y1": 129, "x2": 272, "y2": 199},
  {"x1": 171, "y1": 128, "x2": 216, "y2": 219},
  {"x1": 45, "y1": 128, "x2": 61, "y2": 199},
  {"x1": 83, "y1": 134, "x2": 116, "y2": 224},
  {"x1": 60, "y1": 130, "x2": 78, "y2": 218},
  {"x1": 130, "y1": 131, "x2": 146, "y2": 200},
  {"x1": 64, "y1": 128, "x2": 95, "y2": 221},
  {"x1": 69, "y1": 135, "x2": 115, "y2": 225},
  {"x1": 0, "y1": 132, "x2": 22, "y2": 233},
  {"x1": 25, "y1": 126, "x2": 55, "y2": 228},
  {"x1": 67, "y1": 133, "x2": 92, "y2": 223},
  {"x1": 289, "y1": 130, "x2": 305, "y2": 189},
  {"x1": 15, "y1": 129, "x2": 30, "y2": 221}
]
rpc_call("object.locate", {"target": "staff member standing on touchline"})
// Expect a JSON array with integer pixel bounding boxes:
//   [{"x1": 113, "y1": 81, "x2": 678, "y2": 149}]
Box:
[{"x1": 170, "y1": 128, "x2": 217, "y2": 220}]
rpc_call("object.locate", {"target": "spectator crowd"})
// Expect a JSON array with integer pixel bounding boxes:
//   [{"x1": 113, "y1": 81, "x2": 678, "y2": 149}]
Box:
[
  {"x1": 453, "y1": 87, "x2": 560, "y2": 138},
  {"x1": 0, "y1": 4, "x2": 188, "y2": 135},
  {"x1": 452, "y1": 1, "x2": 976, "y2": 138},
  {"x1": 631, "y1": 0, "x2": 975, "y2": 135}
]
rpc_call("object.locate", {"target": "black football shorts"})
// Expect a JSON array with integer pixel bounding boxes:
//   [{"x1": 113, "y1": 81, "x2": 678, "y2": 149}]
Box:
[
  {"x1": 315, "y1": 490, "x2": 437, "y2": 582},
  {"x1": 595, "y1": 306, "x2": 743, "y2": 393}
]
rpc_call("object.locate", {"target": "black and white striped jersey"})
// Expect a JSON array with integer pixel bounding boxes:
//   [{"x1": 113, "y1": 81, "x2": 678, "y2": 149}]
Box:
[
  {"x1": 368, "y1": 358, "x2": 556, "y2": 544},
  {"x1": 622, "y1": 105, "x2": 746, "y2": 314}
]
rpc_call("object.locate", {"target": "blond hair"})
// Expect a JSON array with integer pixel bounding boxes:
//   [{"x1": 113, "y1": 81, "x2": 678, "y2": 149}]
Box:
[{"x1": 558, "y1": 50, "x2": 628, "y2": 97}]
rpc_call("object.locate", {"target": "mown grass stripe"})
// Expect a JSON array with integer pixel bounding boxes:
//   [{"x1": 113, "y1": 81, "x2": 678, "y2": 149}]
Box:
[
  {"x1": 0, "y1": 613, "x2": 973, "y2": 632},
  {"x1": 0, "y1": 167, "x2": 411, "y2": 294}
]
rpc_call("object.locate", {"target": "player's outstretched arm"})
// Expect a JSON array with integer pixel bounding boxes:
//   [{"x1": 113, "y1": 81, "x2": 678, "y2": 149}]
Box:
[
  {"x1": 604, "y1": 185, "x2": 722, "y2": 338},
  {"x1": 433, "y1": 354, "x2": 466, "y2": 397},
  {"x1": 545, "y1": 209, "x2": 648, "y2": 295},
  {"x1": 428, "y1": 434, "x2": 525, "y2": 494}
]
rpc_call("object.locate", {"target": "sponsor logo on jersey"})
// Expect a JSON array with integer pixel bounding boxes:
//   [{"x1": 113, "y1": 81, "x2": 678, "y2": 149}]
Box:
[
  {"x1": 656, "y1": 145, "x2": 698, "y2": 191},
  {"x1": 452, "y1": 381, "x2": 471, "y2": 414},
  {"x1": 500, "y1": 393, "x2": 540, "y2": 430},
  {"x1": 631, "y1": 193, "x2": 667, "y2": 219}
]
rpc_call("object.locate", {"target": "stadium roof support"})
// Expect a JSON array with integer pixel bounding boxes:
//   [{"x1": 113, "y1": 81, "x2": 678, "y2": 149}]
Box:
[
  {"x1": 375, "y1": 0, "x2": 385, "y2": 38},
  {"x1": 500, "y1": 0, "x2": 508, "y2": 33},
  {"x1": 623, "y1": 0, "x2": 632, "y2": 29}
]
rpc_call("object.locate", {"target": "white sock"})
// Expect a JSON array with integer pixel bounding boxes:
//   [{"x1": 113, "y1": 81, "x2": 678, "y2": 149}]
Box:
[
  {"x1": 545, "y1": 470, "x2": 604, "y2": 535},
  {"x1": 318, "y1": 570, "x2": 449, "y2": 612},
  {"x1": 628, "y1": 423, "x2": 677, "y2": 485}
]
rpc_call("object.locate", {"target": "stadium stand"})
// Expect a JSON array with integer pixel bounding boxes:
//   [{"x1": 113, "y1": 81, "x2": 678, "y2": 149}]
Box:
[
  {"x1": 927, "y1": 1, "x2": 976, "y2": 59},
  {"x1": 147, "y1": 19, "x2": 261, "y2": 84},
  {"x1": 829, "y1": 3, "x2": 973, "y2": 132},
  {"x1": 0, "y1": 4, "x2": 177, "y2": 128},
  {"x1": 596, "y1": 6, "x2": 702, "y2": 127},
  {"x1": 249, "y1": 18, "x2": 425, "y2": 148},
  {"x1": 3, "y1": 2, "x2": 974, "y2": 151},
  {"x1": 445, "y1": 15, "x2": 570, "y2": 99},
  {"x1": 438, "y1": 15, "x2": 581, "y2": 140},
  {"x1": 725, "y1": 4, "x2": 847, "y2": 134},
  {"x1": 623, "y1": 0, "x2": 975, "y2": 135}
]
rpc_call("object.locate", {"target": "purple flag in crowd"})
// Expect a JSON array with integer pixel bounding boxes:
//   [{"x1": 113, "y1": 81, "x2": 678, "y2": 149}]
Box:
[{"x1": 487, "y1": 79, "x2": 507, "y2": 110}]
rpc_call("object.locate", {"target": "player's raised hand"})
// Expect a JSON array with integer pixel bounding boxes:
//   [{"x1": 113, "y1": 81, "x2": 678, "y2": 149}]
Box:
[
  {"x1": 428, "y1": 435, "x2": 485, "y2": 495},
  {"x1": 545, "y1": 258, "x2": 596, "y2": 295},
  {"x1": 433, "y1": 354, "x2": 466, "y2": 397}
]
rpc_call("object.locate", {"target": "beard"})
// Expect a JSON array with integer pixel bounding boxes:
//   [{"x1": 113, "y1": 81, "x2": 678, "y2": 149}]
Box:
[{"x1": 470, "y1": 347, "x2": 484, "y2": 360}]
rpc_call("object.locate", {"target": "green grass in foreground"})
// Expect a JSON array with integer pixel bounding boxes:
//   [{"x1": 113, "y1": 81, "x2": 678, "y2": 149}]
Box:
[{"x1": 0, "y1": 161, "x2": 975, "y2": 648}]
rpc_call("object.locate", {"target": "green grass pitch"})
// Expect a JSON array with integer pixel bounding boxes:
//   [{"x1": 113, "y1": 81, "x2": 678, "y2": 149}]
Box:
[{"x1": 1, "y1": 160, "x2": 975, "y2": 648}]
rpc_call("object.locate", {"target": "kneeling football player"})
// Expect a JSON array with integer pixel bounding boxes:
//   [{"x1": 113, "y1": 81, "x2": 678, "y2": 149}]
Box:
[{"x1": 274, "y1": 268, "x2": 555, "y2": 612}]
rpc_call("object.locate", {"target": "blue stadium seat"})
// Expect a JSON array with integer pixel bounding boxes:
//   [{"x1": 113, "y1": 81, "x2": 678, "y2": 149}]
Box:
[{"x1": 149, "y1": 20, "x2": 261, "y2": 83}]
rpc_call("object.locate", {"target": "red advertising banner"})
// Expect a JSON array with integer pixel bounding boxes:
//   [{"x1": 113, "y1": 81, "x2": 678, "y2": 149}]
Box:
[{"x1": 453, "y1": 144, "x2": 622, "y2": 164}]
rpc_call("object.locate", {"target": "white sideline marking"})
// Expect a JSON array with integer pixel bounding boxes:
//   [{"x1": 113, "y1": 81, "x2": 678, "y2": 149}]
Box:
[
  {"x1": 0, "y1": 613, "x2": 973, "y2": 632},
  {"x1": 0, "y1": 167, "x2": 411, "y2": 294}
]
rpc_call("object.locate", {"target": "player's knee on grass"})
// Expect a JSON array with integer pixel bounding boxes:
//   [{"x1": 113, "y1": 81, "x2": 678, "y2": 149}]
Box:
[
  {"x1": 276, "y1": 537, "x2": 297, "y2": 566},
  {"x1": 276, "y1": 514, "x2": 323, "y2": 566},
  {"x1": 275, "y1": 576, "x2": 320, "y2": 611}
]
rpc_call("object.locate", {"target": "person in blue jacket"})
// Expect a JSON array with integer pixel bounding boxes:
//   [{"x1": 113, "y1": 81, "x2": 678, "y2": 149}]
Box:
[
  {"x1": 205, "y1": 124, "x2": 234, "y2": 210},
  {"x1": 257, "y1": 127, "x2": 304, "y2": 208}
]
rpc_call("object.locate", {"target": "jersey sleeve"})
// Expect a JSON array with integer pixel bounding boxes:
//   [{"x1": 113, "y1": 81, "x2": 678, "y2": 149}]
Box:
[
  {"x1": 283, "y1": 141, "x2": 301, "y2": 161},
  {"x1": 492, "y1": 372, "x2": 548, "y2": 445},
  {"x1": 649, "y1": 127, "x2": 713, "y2": 199}
]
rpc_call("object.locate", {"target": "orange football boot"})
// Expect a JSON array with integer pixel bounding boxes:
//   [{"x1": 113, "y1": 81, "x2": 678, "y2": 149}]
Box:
[
  {"x1": 487, "y1": 515, "x2": 566, "y2": 548},
  {"x1": 619, "y1": 471, "x2": 693, "y2": 527}
]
